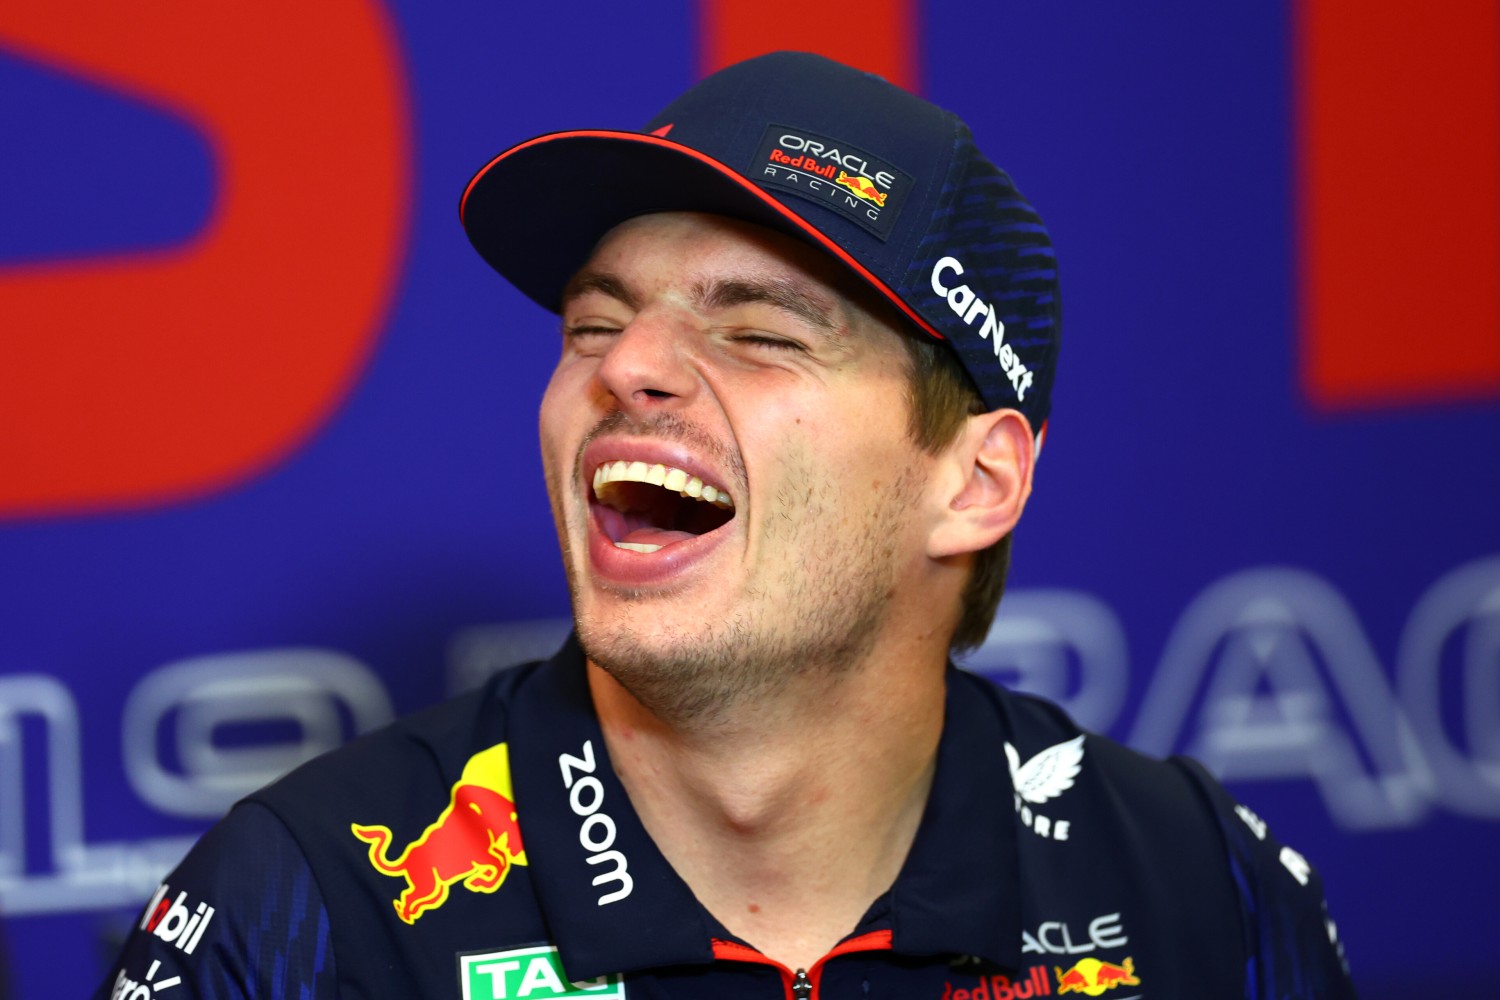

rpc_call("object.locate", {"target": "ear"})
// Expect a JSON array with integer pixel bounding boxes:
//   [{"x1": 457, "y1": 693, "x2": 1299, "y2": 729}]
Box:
[{"x1": 926, "y1": 409, "x2": 1035, "y2": 560}]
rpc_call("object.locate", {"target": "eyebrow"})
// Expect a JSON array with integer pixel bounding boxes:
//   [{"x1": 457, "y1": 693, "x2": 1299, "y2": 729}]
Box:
[
  {"x1": 695, "y1": 278, "x2": 838, "y2": 332},
  {"x1": 561, "y1": 270, "x2": 639, "y2": 311},
  {"x1": 561, "y1": 270, "x2": 840, "y2": 335}
]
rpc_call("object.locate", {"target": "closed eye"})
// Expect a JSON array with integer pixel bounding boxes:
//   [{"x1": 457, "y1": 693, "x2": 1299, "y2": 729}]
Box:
[
  {"x1": 731, "y1": 333, "x2": 805, "y2": 352},
  {"x1": 564, "y1": 324, "x2": 621, "y2": 338}
]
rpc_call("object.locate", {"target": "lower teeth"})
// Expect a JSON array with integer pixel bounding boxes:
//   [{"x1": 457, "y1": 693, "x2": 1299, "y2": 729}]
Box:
[{"x1": 614, "y1": 541, "x2": 663, "y2": 554}]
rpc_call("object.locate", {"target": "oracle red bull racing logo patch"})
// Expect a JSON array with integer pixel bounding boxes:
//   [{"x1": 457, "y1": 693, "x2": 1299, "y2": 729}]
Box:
[
  {"x1": 1054, "y1": 957, "x2": 1140, "y2": 996},
  {"x1": 753, "y1": 125, "x2": 912, "y2": 239},
  {"x1": 352, "y1": 742, "x2": 527, "y2": 924}
]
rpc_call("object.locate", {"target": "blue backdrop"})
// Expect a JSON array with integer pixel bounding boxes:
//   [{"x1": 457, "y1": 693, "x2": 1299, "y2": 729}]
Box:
[{"x1": 2, "y1": 3, "x2": 1497, "y2": 997}]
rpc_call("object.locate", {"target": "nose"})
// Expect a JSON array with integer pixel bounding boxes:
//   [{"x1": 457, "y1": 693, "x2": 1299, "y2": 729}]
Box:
[{"x1": 594, "y1": 309, "x2": 699, "y2": 413}]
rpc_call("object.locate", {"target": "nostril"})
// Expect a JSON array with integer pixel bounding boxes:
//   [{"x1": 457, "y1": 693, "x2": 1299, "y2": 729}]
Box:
[{"x1": 642, "y1": 389, "x2": 673, "y2": 399}]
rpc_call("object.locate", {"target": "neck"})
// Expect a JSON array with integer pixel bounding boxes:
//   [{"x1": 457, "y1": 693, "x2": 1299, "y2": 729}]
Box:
[{"x1": 587, "y1": 630, "x2": 948, "y2": 971}]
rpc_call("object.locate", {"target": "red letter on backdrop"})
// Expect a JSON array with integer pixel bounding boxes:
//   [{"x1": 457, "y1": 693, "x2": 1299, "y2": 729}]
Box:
[
  {"x1": 1297, "y1": 1, "x2": 1500, "y2": 410},
  {"x1": 699, "y1": 0, "x2": 918, "y2": 91},
  {"x1": 0, "y1": 2, "x2": 410, "y2": 518}
]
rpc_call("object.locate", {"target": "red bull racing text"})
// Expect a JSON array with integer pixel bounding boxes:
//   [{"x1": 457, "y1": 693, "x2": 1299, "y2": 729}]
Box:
[
  {"x1": 351, "y1": 743, "x2": 527, "y2": 924},
  {"x1": 940, "y1": 965, "x2": 1052, "y2": 998}
]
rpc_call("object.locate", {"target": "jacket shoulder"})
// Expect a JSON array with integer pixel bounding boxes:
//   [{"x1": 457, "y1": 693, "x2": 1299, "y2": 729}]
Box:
[
  {"x1": 251, "y1": 659, "x2": 537, "y2": 815},
  {"x1": 973, "y1": 673, "x2": 1222, "y2": 832}
]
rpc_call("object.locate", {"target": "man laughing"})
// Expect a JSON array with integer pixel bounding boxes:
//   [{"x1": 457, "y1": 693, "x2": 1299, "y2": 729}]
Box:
[{"x1": 98, "y1": 52, "x2": 1357, "y2": 1000}]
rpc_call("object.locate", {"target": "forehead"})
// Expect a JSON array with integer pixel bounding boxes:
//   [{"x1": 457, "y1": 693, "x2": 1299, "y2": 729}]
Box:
[{"x1": 578, "y1": 212, "x2": 902, "y2": 325}]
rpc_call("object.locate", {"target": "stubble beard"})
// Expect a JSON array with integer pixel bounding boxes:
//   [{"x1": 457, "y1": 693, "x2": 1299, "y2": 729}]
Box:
[{"x1": 568, "y1": 456, "x2": 923, "y2": 732}]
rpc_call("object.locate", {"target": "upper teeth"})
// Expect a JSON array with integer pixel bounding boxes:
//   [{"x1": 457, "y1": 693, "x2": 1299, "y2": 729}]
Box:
[{"x1": 592, "y1": 460, "x2": 734, "y2": 508}]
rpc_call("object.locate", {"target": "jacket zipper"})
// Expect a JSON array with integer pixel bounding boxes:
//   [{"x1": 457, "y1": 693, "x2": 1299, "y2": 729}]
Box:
[{"x1": 712, "y1": 931, "x2": 892, "y2": 1000}]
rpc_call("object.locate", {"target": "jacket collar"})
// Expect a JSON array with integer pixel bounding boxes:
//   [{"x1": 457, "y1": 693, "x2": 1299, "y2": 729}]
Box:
[
  {"x1": 507, "y1": 638, "x2": 1021, "y2": 980},
  {"x1": 885, "y1": 668, "x2": 1022, "y2": 968}
]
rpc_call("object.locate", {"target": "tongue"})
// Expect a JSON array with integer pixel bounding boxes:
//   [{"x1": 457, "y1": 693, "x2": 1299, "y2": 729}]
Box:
[{"x1": 621, "y1": 527, "x2": 696, "y2": 547}]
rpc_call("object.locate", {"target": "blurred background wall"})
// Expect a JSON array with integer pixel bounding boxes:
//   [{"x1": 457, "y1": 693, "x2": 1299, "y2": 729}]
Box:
[{"x1": 2, "y1": 2, "x2": 1497, "y2": 996}]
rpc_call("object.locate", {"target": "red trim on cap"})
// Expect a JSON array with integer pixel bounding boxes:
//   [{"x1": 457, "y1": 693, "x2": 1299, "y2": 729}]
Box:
[{"x1": 460, "y1": 130, "x2": 946, "y2": 342}]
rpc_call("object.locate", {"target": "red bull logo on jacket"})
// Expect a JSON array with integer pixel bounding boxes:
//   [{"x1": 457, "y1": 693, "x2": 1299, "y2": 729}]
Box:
[
  {"x1": 1054, "y1": 957, "x2": 1140, "y2": 996},
  {"x1": 351, "y1": 742, "x2": 527, "y2": 924}
]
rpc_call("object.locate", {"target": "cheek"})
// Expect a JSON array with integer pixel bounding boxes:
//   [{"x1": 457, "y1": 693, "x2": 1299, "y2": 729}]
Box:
[
  {"x1": 539, "y1": 358, "x2": 592, "y2": 438},
  {"x1": 802, "y1": 381, "x2": 916, "y2": 459},
  {"x1": 724, "y1": 389, "x2": 816, "y2": 483},
  {"x1": 537, "y1": 406, "x2": 563, "y2": 484},
  {"x1": 538, "y1": 370, "x2": 585, "y2": 498}
]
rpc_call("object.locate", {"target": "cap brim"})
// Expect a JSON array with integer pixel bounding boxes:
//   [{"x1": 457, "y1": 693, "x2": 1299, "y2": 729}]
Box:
[{"x1": 460, "y1": 130, "x2": 942, "y2": 339}]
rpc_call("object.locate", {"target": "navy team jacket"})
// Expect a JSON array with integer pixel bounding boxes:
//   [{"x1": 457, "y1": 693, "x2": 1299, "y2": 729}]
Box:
[{"x1": 97, "y1": 636, "x2": 1357, "y2": 999}]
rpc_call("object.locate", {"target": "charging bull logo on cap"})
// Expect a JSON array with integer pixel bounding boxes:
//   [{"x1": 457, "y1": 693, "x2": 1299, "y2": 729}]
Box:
[
  {"x1": 352, "y1": 743, "x2": 527, "y2": 924},
  {"x1": 754, "y1": 125, "x2": 912, "y2": 239},
  {"x1": 835, "y1": 170, "x2": 889, "y2": 206}
]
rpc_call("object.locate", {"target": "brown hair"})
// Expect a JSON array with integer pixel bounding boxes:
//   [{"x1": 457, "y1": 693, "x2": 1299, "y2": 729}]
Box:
[{"x1": 900, "y1": 333, "x2": 1015, "y2": 653}]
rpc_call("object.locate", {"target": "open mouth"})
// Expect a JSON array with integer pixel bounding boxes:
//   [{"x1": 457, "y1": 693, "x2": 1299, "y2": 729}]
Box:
[{"x1": 591, "y1": 460, "x2": 736, "y2": 553}]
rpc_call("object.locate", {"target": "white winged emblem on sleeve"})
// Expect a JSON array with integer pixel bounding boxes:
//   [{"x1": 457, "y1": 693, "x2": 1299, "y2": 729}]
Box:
[{"x1": 1005, "y1": 734, "x2": 1086, "y2": 804}]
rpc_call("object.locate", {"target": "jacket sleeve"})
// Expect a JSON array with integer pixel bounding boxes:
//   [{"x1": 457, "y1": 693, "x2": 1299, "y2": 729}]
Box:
[
  {"x1": 93, "y1": 801, "x2": 337, "y2": 1000},
  {"x1": 1174, "y1": 757, "x2": 1359, "y2": 1000}
]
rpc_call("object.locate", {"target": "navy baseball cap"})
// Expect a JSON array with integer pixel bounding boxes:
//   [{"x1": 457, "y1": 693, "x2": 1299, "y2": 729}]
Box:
[{"x1": 462, "y1": 51, "x2": 1060, "y2": 437}]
